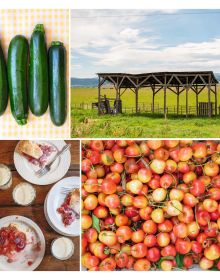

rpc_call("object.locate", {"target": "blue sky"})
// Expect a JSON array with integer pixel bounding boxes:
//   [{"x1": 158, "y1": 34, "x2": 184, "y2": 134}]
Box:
[{"x1": 71, "y1": 9, "x2": 220, "y2": 78}]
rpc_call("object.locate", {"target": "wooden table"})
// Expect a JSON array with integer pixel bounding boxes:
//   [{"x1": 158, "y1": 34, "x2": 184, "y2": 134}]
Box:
[{"x1": 0, "y1": 140, "x2": 80, "y2": 271}]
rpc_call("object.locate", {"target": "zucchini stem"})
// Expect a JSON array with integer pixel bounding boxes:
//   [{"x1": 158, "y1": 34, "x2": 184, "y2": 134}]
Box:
[
  {"x1": 34, "y1": 24, "x2": 45, "y2": 33},
  {"x1": 17, "y1": 119, "x2": 27, "y2": 125},
  {"x1": 51, "y1": 41, "x2": 63, "y2": 46}
]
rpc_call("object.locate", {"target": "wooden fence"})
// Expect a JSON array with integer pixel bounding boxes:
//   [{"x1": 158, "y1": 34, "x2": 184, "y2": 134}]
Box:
[{"x1": 72, "y1": 102, "x2": 220, "y2": 116}]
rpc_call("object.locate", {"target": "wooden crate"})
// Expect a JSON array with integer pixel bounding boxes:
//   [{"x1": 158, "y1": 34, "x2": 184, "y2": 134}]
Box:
[{"x1": 198, "y1": 102, "x2": 214, "y2": 116}]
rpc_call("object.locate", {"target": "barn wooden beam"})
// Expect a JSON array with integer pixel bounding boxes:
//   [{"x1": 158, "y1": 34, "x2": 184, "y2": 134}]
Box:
[
  {"x1": 126, "y1": 76, "x2": 138, "y2": 88},
  {"x1": 179, "y1": 87, "x2": 185, "y2": 94},
  {"x1": 119, "y1": 88, "x2": 128, "y2": 97},
  {"x1": 118, "y1": 76, "x2": 126, "y2": 88},
  {"x1": 198, "y1": 74, "x2": 207, "y2": 86},
  {"x1": 167, "y1": 75, "x2": 175, "y2": 86},
  {"x1": 130, "y1": 88, "x2": 136, "y2": 94},
  {"x1": 167, "y1": 86, "x2": 178, "y2": 94},
  {"x1": 173, "y1": 75, "x2": 184, "y2": 87},
  {"x1": 107, "y1": 75, "x2": 118, "y2": 89},
  {"x1": 100, "y1": 77, "x2": 107, "y2": 87},
  {"x1": 154, "y1": 86, "x2": 163, "y2": 94},
  {"x1": 152, "y1": 74, "x2": 164, "y2": 86},
  {"x1": 210, "y1": 87, "x2": 216, "y2": 94},
  {"x1": 172, "y1": 74, "x2": 198, "y2": 89},
  {"x1": 197, "y1": 85, "x2": 206, "y2": 95},
  {"x1": 190, "y1": 87, "x2": 197, "y2": 94},
  {"x1": 189, "y1": 75, "x2": 199, "y2": 87},
  {"x1": 137, "y1": 75, "x2": 152, "y2": 87}
]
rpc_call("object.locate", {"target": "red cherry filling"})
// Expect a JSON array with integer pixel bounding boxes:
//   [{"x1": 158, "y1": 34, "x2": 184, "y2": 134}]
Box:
[
  {"x1": 24, "y1": 144, "x2": 56, "y2": 167},
  {"x1": 57, "y1": 192, "x2": 76, "y2": 227},
  {"x1": 0, "y1": 225, "x2": 27, "y2": 261}
]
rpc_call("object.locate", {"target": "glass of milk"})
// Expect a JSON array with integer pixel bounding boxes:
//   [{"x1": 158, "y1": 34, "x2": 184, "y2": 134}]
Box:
[
  {"x1": 13, "y1": 182, "x2": 36, "y2": 206},
  {"x1": 51, "y1": 237, "x2": 74, "y2": 260},
  {"x1": 0, "y1": 164, "x2": 12, "y2": 190}
]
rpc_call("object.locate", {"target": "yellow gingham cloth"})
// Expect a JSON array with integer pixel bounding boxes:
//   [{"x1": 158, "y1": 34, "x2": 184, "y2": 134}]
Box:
[{"x1": 0, "y1": 10, "x2": 69, "y2": 139}]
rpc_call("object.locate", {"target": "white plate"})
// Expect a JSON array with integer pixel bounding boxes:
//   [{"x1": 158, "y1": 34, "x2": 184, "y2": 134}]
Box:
[
  {"x1": 44, "y1": 177, "x2": 80, "y2": 237},
  {"x1": 14, "y1": 140, "x2": 71, "y2": 185},
  {"x1": 0, "y1": 216, "x2": 45, "y2": 271}
]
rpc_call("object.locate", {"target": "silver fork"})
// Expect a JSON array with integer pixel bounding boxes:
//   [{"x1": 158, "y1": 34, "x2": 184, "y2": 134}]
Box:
[
  {"x1": 36, "y1": 144, "x2": 71, "y2": 177},
  {"x1": 60, "y1": 186, "x2": 79, "y2": 195}
]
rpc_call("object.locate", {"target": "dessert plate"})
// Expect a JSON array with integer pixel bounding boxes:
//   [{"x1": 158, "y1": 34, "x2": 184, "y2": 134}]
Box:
[
  {"x1": 44, "y1": 176, "x2": 80, "y2": 237},
  {"x1": 14, "y1": 140, "x2": 71, "y2": 185},
  {"x1": 0, "y1": 216, "x2": 45, "y2": 271}
]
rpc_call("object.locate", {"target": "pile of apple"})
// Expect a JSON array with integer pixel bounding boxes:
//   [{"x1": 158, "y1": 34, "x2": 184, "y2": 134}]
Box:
[{"x1": 81, "y1": 140, "x2": 220, "y2": 271}]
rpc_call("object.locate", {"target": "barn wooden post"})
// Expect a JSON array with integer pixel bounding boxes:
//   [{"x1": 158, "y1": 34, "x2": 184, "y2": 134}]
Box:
[
  {"x1": 116, "y1": 77, "x2": 119, "y2": 101},
  {"x1": 152, "y1": 86, "x2": 155, "y2": 113},
  {"x1": 186, "y1": 87, "x2": 189, "y2": 118},
  {"x1": 196, "y1": 93, "x2": 199, "y2": 116},
  {"x1": 115, "y1": 87, "x2": 119, "y2": 114},
  {"x1": 177, "y1": 86, "x2": 179, "y2": 116},
  {"x1": 195, "y1": 85, "x2": 199, "y2": 116},
  {"x1": 98, "y1": 75, "x2": 101, "y2": 115},
  {"x1": 135, "y1": 87, "x2": 139, "y2": 114},
  {"x1": 164, "y1": 76, "x2": 167, "y2": 117},
  {"x1": 208, "y1": 75, "x2": 211, "y2": 118},
  {"x1": 115, "y1": 78, "x2": 119, "y2": 115},
  {"x1": 215, "y1": 84, "x2": 218, "y2": 116}
]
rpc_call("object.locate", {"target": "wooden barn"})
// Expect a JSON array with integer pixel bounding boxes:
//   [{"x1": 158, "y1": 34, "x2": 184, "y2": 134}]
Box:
[{"x1": 97, "y1": 71, "x2": 219, "y2": 117}]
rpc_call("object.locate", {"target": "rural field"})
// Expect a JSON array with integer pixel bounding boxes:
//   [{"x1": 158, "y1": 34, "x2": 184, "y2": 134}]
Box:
[{"x1": 71, "y1": 87, "x2": 220, "y2": 138}]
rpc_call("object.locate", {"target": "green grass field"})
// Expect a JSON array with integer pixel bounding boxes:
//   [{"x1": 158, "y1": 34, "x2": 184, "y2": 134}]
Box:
[
  {"x1": 72, "y1": 87, "x2": 218, "y2": 107},
  {"x1": 71, "y1": 87, "x2": 220, "y2": 138}
]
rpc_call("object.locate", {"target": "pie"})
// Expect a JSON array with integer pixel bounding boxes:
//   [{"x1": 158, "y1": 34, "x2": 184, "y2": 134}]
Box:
[
  {"x1": 0, "y1": 224, "x2": 27, "y2": 263},
  {"x1": 16, "y1": 140, "x2": 43, "y2": 159},
  {"x1": 16, "y1": 141, "x2": 56, "y2": 167},
  {"x1": 70, "y1": 189, "x2": 80, "y2": 215},
  {"x1": 57, "y1": 189, "x2": 80, "y2": 226}
]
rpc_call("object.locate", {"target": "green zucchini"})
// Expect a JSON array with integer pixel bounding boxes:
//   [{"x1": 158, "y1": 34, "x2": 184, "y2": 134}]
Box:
[
  {"x1": 48, "y1": 41, "x2": 67, "y2": 126},
  {"x1": 8, "y1": 35, "x2": 29, "y2": 125},
  {"x1": 0, "y1": 41, "x2": 8, "y2": 116},
  {"x1": 29, "y1": 24, "x2": 49, "y2": 116}
]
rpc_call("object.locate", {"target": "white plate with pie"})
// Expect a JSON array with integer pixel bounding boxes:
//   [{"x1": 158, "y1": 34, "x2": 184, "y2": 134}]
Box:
[
  {"x1": 44, "y1": 176, "x2": 80, "y2": 237},
  {"x1": 0, "y1": 215, "x2": 45, "y2": 271},
  {"x1": 14, "y1": 140, "x2": 71, "y2": 185}
]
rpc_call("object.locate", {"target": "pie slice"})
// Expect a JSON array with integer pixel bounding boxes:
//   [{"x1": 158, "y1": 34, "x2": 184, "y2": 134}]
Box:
[
  {"x1": 16, "y1": 140, "x2": 43, "y2": 160},
  {"x1": 0, "y1": 224, "x2": 27, "y2": 263},
  {"x1": 57, "y1": 188, "x2": 80, "y2": 226},
  {"x1": 70, "y1": 188, "x2": 80, "y2": 215}
]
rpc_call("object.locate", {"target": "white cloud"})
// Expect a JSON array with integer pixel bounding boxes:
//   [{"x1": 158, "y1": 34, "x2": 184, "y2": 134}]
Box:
[
  {"x1": 71, "y1": 9, "x2": 156, "y2": 50},
  {"x1": 71, "y1": 9, "x2": 220, "y2": 77},
  {"x1": 77, "y1": 38, "x2": 220, "y2": 75},
  {"x1": 120, "y1": 28, "x2": 140, "y2": 40}
]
